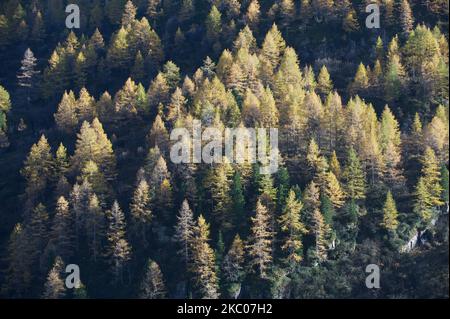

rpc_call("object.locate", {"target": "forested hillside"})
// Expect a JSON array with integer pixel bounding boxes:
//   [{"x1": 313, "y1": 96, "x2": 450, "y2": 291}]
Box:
[{"x1": 0, "y1": 0, "x2": 448, "y2": 299}]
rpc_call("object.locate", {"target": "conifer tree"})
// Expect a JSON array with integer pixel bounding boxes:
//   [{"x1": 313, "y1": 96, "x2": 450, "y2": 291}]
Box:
[
  {"x1": 245, "y1": 0, "x2": 260, "y2": 29},
  {"x1": 311, "y1": 208, "x2": 329, "y2": 263},
  {"x1": 21, "y1": 135, "x2": 54, "y2": 203},
  {"x1": 317, "y1": 66, "x2": 333, "y2": 97},
  {"x1": 86, "y1": 194, "x2": 105, "y2": 262},
  {"x1": 342, "y1": 147, "x2": 366, "y2": 201},
  {"x1": 51, "y1": 196, "x2": 75, "y2": 260},
  {"x1": 230, "y1": 171, "x2": 246, "y2": 234},
  {"x1": 53, "y1": 143, "x2": 69, "y2": 182},
  {"x1": 349, "y1": 63, "x2": 369, "y2": 96},
  {"x1": 55, "y1": 91, "x2": 78, "y2": 133},
  {"x1": 173, "y1": 200, "x2": 195, "y2": 296},
  {"x1": 325, "y1": 171, "x2": 346, "y2": 208},
  {"x1": 42, "y1": 257, "x2": 65, "y2": 299},
  {"x1": 27, "y1": 203, "x2": 50, "y2": 267},
  {"x1": 278, "y1": 190, "x2": 307, "y2": 266},
  {"x1": 420, "y1": 147, "x2": 444, "y2": 207},
  {"x1": 122, "y1": 0, "x2": 137, "y2": 27},
  {"x1": 247, "y1": 200, "x2": 273, "y2": 278},
  {"x1": 190, "y1": 215, "x2": 220, "y2": 299},
  {"x1": 17, "y1": 48, "x2": 39, "y2": 104},
  {"x1": 107, "y1": 27, "x2": 132, "y2": 70},
  {"x1": 205, "y1": 5, "x2": 222, "y2": 43},
  {"x1": 140, "y1": 259, "x2": 166, "y2": 299},
  {"x1": 400, "y1": 0, "x2": 414, "y2": 37},
  {"x1": 107, "y1": 201, "x2": 131, "y2": 283},
  {"x1": 130, "y1": 180, "x2": 153, "y2": 249},
  {"x1": 381, "y1": 190, "x2": 399, "y2": 231},
  {"x1": 222, "y1": 234, "x2": 245, "y2": 298},
  {"x1": 77, "y1": 88, "x2": 96, "y2": 122}
]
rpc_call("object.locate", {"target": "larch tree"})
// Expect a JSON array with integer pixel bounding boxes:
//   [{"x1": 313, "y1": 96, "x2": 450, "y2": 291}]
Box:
[
  {"x1": 21, "y1": 135, "x2": 54, "y2": 204},
  {"x1": 190, "y1": 215, "x2": 220, "y2": 299},
  {"x1": 17, "y1": 48, "x2": 39, "y2": 105},
  {"x1": 311, "y1": 208, "x2": 329, "y2": 263},
  {"x1": 381, "y1": 190, "x2": 399, "y2": 232},
  {"x1": 400, "y1": 0, "x2": 414, "y2": 37},
  {"x1": 107, "y1": 201, "x2": 131, "y2": 283},
  {"x1": 245, "y1": 0, "x2": 261, "y2": 29},
  {"x1": 130, "y1": 179, "x2": 153, "y2": 250},
  {"x1": 379, "y1": 105, "x2": 405, "y2": 192},
  {"x1": 173, "y1": 199, "x2": 195, "y2": 271},
  {"x1": 247, "y1": 200, "x2": 273, "y2": 278},
  {"x1": 121, "y1": 0, "x2": 137, "y2": 27},
  {"x1": 42, "y1": 257, "x2": 65, "y2": 299},
  {"x1": 55, "y1": 91, "x2": 78, "y2": 133},
  {"x1": 324, "y1": 171, "x2": 346, "y2": 208},
  {"x1": 140, "y1": 259, "x2": 166, "y2": 299},
  {"x1": 86, "y1": 194, "x2": 106, "y2": 262},
  {"x1": 317, "y1": 65, "x2": 333, "y2": 97}
]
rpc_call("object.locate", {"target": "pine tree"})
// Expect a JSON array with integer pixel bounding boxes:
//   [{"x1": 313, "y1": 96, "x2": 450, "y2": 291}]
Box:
[
  {"x1": 441, "y1": 165, "x2": 449, "y2": 213},
  {"x1": 0, "y1": 85, "x2": 11, "y2": 137},
  {"x1": 4, "y1": 223, "x2": 33, "y2": 297},
  {"x1": 74, "y1": 52, "x2": 87, "y2": 91},
  {"x1": 278, "y1": 190, "x2": 307, "y2": 266},
  {"x1": 27, "y1": 203, "x2": 50, "y2": 266},
  {"x1": 42, "y1": 257, "x2": 65, "y2": 299},
  {"x1": 384, "y1": 51, "x2": 406, "y2": 102},
  {"x1": 131, "y1": 51, "x2": 145, "y2": 83},
  {"x1": 230, "y1": 171, "x2": 246, "y2": 234},
  {"x1": 205, "y1": 5, "x2": 222, "y2": 42},
  {"x1": 107, "y1": 201, "x2": 131, "y2": 283},
  {"x1": 107, "y1": 27, "x2": 131, "y2": 70},
  {"x1": 343, "y1": 8, "x2": 359, "y2": 33},
  {"x1": 140, "y1": 259, "x2": 166, "y2": 298},
  {"x1": 86, "y1": 194, "x2": 105, "y2": 262},
  {"x1": 247, "y1": 200, "x2": 273, "y2": 278},
  {"x1": 51, "y1": 196, "x2": 75, "y2": 260},
  {"x1": 222, "y1": 234, "x2": 245, "y2": 298},
  {"x1": 342, "y1": 147, "x2": 366, "y2": 201},
  {"x1": 381, "y1": 190, "x2": 399, "y2": 231},
  {"x1": 190, "y1": 215, "x2": 220, "y2": 299},
  {"x1": 130, "y1": 180, "x2": 153, "y2": 249},
  {"x1": 147, "y1": 0, "x2": 163, "y2": 21},
  {"x1": 205, "y1": 162, "x2": 233, "y2": 230}
]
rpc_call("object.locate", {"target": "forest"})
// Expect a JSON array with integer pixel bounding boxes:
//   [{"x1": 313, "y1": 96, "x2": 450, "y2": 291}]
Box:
[{"x1": 0, "y1": 0, "x2": 448, "y2": 299}]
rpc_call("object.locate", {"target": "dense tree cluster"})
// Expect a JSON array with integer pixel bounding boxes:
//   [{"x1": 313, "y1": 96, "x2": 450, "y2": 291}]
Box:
[{"x1": 0, "y1": 0, "x2": 448, "y2": 299}]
